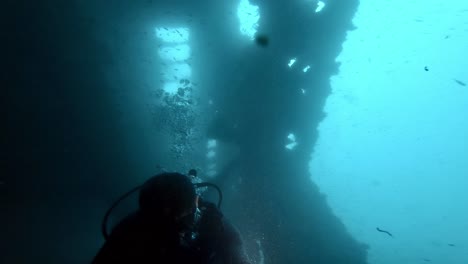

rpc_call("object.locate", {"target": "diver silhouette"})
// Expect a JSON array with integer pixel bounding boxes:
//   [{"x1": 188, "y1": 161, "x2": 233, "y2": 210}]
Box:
[{"x1": 93, "y1": 172, "x2": 251, "y2": 264}]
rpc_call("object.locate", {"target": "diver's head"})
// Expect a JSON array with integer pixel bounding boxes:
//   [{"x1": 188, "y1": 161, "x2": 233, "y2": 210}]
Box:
[{"x1": 139, "y1": 172, "x2": 199, "y2": 232}]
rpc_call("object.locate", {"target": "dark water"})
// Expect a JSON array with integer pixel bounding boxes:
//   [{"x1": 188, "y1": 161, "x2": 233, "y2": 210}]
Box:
[{"x1": 2, "y1": 0, "x2": 365, "y2": 263}]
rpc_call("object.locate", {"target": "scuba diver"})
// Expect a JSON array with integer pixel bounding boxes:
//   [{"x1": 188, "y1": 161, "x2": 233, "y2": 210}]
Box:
[{"x1": 93, "y1": 172, "x2": 251, "y2": 264}]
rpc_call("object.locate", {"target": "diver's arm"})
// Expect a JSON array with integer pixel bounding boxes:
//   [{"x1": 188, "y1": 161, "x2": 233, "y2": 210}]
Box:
[
  {"x1": 221, "y1": 218, "x2": 252, "y2": 264},
  {"x1": 92, "y1": 213, "x2": 141, "y2": 263},
  {"x1": 197, "y1": 200, "x2": 251, "y2": 264},
  {"x1": 92, "y1": 239, "x2": 122, "y2": 263}
]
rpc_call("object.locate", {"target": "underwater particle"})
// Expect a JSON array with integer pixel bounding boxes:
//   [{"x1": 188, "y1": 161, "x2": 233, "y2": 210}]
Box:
[
  {"x1": 285, "y1": 133, "x2": 298, "y2": 150},
  {"x1": 315, "y1": 1, "x2": 326, "y2": 13},
  {"x1": 254, "y1": 33, "x2": 269, "y2": 47},
  {"x1": 288, "y1": 58, "x2": 297, "y2": 67},
  {"x1": 454, "y1": 79, "x2": 466, "y2": 86},
  {"x1": 285, "y1": 142, "x2": 298, "y2": 150},
  {"x1": 424, "y1": 66, "x2": 429, "y2": 71}
]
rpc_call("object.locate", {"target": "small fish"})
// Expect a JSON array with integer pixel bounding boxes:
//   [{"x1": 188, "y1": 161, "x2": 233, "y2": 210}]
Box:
[
  {"x1": 423, "y1": 259, "x2": 431, "y2": 262},
  {"x1": 454, "y1": 79, "x2": 466, "y2": 86},
  {"x1": 164, "y1": 27, "x2": 168, "y2": 30},
  {"x1": 376, "y1": 227, "x2": 393, "y2": 237},
  {"x1": 424, "y1": 66, "x2": 429, "y2": 71},
  {"x1": 448, "y1": 243, "x2": 456, "y2": 247}
]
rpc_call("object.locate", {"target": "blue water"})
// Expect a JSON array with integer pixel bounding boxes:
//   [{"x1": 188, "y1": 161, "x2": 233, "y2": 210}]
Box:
[{"x1": 310, "y1": 1, "x2": 468, "y2": 263}]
